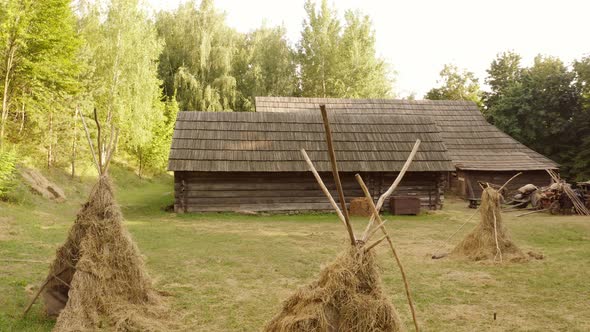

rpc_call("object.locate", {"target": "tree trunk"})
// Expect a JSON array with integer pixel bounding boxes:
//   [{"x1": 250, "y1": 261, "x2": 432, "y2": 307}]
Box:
[
  {"x1": 0, "y1": 40, "x2": 17, "y2": 148},
  {"x1": 71, "y1": 107, "x2": 78, "y2": 178},
  {"x1": 138, "y1": 149, "x2": 143, "y2": 179},
  {"x1": 47, "y1": 111, "x2": 53, "y2": 168}
]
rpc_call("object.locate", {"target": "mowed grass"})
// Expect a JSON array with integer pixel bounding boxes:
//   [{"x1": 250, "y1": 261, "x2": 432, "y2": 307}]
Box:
[{"x1": 1, "y1": 168, "x2": 590, "y2": 331}]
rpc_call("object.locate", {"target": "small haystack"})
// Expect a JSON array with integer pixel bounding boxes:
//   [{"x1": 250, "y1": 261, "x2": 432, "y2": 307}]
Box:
[
  {"x1": 265, "y1": 106, "x2": 420, "y2": 332},
  {"x1": 42, "y1": 175, "x2": 169, "y2": 331},
  {"x1": 25, "y1": 111, "x2": 171, "y2": 331},
  {"x1": 265, "y1": 245, "x2": 403, "y2": 331},
  {"x1": 451, "y1": 186, "x2": 527, "y2": 262}
]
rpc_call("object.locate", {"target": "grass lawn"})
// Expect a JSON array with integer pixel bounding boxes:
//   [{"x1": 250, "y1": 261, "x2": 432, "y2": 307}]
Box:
[{"x1": 1, "y1": 168, "x2": 589, "y2": 331}]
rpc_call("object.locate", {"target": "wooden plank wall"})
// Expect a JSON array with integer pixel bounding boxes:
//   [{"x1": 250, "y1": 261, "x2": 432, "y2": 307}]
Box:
[
  {"x1": 457, "y1": 170, "x2": 553, "y2": 198},
  {"x1": 174, "y1": 171, "x2": 444, "y2": 213}
]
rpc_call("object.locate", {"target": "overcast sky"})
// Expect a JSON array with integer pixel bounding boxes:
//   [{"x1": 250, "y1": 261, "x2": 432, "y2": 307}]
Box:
[{"x1": 146, "y1": 0, "x2": 590, "y2": 98}]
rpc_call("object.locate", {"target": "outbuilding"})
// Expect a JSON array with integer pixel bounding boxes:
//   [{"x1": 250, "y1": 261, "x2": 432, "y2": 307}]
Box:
[
  {"x1": 168, "y1": 111, "x2": 454, "y2": 212},
  {"x1": 255, "y1": 97, "x2": 559, "y2": 199}
]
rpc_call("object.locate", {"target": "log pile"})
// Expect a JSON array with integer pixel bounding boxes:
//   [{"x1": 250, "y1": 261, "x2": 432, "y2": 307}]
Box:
[{"x1": 506, "y1": 170, "x2": 590, "y2": 216}]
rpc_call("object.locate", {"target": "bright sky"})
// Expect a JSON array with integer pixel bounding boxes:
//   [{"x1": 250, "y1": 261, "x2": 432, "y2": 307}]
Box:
[{"x1": 147, "y1": 0, "x2": 590, "y2": 98}]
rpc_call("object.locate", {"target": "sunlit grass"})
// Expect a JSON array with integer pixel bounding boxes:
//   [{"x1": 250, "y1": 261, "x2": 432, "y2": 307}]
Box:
[{"x1": 1, "y1": 167, "x2": 589, "y2": 331}]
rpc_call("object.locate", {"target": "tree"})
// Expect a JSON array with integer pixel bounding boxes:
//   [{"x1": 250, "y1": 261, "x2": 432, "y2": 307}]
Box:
[
  {"x1": 233, "y1": 25, "x2": 298, "y2": 111},
  {"x1": 0, "y1": 0, "x2": 80, "y2": 154},
  {"x1": 157, "y1": 0, "x2": 237, "y2": 111},
  {"x1": 425, "y1": 64, "x2": 482, "y2": 106},
  {"x1": 78, "y1": 0, "x2": 165, "y2": 173},
  {"x1": 297, "y1": 0, "x2": 392, "y2": 98},
  {"x1": 570, "y1": 57, "x2": 590, "y2": 180},
  {"x1": 298, "y1": 0, "x2": 341, "y2": 97},
  {"x1": 484, "y1": 55, "x2": 579, "y2": 178},
  {"x1": 338, "y1": 10, "x2": 391, "y2": 98},
  {"x1": 483, "y1": 51, "x2": 522, "y2": 117}
]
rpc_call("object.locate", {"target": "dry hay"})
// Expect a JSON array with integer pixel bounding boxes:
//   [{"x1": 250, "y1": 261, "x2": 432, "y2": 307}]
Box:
[
  {"x1": 42, "y1": 176, "x2": 170, "y2": 331},
  {"x1": 451, "y1": 186, "x2": 527, "y2": 262},
  {"x1": 349, "y1": 197, "x2": 373, "y2": 217},
  {"x1": 265, "y1": 244, "x2": 404, "y2": 332}
]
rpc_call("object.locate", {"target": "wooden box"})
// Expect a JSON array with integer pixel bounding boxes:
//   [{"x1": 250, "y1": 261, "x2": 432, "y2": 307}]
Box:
[{"x1": 389, "y1": 196, "x2": 420, "y2": 215}]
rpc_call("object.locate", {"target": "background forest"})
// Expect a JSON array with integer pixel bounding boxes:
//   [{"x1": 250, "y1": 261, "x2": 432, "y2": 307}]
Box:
[{"x1": 0, "y1": 0, "x2": 588, "y2": 199}]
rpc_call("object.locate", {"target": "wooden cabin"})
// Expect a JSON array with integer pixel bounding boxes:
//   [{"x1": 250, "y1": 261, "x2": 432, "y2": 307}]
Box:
[
  {"x1": 255, "y1": 97, "x2": 559, "y2": 198},
  {"x1": 168, "y1": 111, "x2": 454, "y2": 212}
]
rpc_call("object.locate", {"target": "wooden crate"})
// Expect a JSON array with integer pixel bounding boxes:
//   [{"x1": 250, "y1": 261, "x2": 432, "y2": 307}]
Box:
[{"x1": 389, "y1": 196, "x2": 421, "y2": 215}]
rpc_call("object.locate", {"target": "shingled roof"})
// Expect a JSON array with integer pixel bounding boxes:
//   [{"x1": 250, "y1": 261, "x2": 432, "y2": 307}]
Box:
[
  {"x1": 255, "y1": 97, "x2": 559, "y2": 171},
  {"x1": 168, "y1": 111, "x2": 454, "y2": 172}
]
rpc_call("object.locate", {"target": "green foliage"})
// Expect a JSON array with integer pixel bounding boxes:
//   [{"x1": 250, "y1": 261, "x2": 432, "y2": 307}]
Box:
[
  {"x1": 425, "y1": 64, "x2": 482, "y2": 107},
  {"x1": 484, "y1": 53, "x2": 582, "y2": 179},
  {"x1": 298, "y1": 0, "x2": 392, "y2": 98},
  {"x1": 0, "y1": 0, "x2": 81, "y2": 169},
  {"x1": 0, "y1": 148, "x2": 17, "y2": 200},
  {"x1": 234, "y1": 25, "x2": 298, "y2": 112},
  {"x1": 157, "y1": 0, "x2": 238, "y2": 111}
]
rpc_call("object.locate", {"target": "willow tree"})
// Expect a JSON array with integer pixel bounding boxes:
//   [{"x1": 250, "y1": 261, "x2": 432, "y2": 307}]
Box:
[
  {"x1": 157, "y1": 0, "x2": 237, "y2": 111},
  {"x1": 78, "y1": 0, "x2": 164, "y2": 172}
]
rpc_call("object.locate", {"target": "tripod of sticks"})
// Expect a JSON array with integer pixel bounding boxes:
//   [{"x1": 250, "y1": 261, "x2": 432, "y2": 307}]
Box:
[{"x1": 300, "y1": 105, "x2": 421, "y2": 332}]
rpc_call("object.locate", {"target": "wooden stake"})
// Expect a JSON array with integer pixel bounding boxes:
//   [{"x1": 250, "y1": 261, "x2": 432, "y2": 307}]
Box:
[
  {"x1": 516, "y1": 208, "x2": 548, "y2": 217},
  {"x1": 319, "y1": 105, "x2": 355, "y2": 245},
  {"x1": 23, "y1": 267, "x2": 67, "y2": 317},
  {"x1": 301, "y1": 149, "x2": 347, "y2": 227},
  {"x1": 492, "y1": 210, "x2": 502, "y2": 262},
  {"x1": 498, "y1": 172, "x2": 523, "y2": 192},
  {"x1": 365, "y1": 235, "x2": 387, "y2": 251},
  {"x1": 78, "y1": 110, "x2": 100, "y2": 174},
  {"x1": 102, "y1": 128, "x2": 119, "y2": 174},
  {"x1": 361, "y1": 139, "x2": 421, "y2": 241},
  {"x1": 93, "y1": 108, "x2": 102, "y2": 174},
  {"x1": 356, "y1": 174, "x2": 420, "y2": 332}
]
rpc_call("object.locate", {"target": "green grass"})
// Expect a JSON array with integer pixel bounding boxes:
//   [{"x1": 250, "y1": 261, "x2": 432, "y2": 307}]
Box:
[{"x1": 1, "y1": 167, "x2": 590, "y2": 331}]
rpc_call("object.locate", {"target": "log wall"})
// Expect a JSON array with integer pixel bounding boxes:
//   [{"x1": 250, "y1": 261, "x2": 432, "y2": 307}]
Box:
[{"x1": 174, "y1": 171, "x2": 445, "y2": 213}]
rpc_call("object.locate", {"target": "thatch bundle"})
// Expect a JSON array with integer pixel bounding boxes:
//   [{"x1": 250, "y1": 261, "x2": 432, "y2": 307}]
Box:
[
  {"x1": 451, "y1": 186, "x2": 526, "y2": 262},
  {"x1": 265, "y1": 245, "x2": 403, "y2": 332},
  {"x1": 42, "y1": 176, "x2": 170, "y2": 331}
]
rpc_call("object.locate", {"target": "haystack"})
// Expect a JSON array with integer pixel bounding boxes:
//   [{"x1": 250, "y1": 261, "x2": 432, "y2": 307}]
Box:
[
  {"x1": 265, "y1": 106, "x2": 420, "y2": 332},
  {"x1": 451, "y1": 186, "x2": 527, "y2": 262},
  {"x1": 41, "y1": 175, "x2": 169, "y2": 331},
  {"x1": 265, "y1": 245, "x2": 403, "y2": 332},
  {"x1": 25, "y1": 111, "x2": 171, "y2": 331}
]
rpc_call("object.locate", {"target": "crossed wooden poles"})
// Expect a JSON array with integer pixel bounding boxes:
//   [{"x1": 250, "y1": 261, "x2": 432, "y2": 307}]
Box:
[{"x1": 301, "y1": 105, "x2": 421, "y2": 332}]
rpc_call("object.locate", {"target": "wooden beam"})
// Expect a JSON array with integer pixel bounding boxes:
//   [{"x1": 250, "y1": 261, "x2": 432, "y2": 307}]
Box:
[
  {"x1": 300, "y1": 149, "x2": 347, "y2": 227},
  {"x1": 319, "y1": 105, "x2": 356, "y2": 245},
  {"x1": 355, "y1": 174, "x2": 420, "y2": 332},
  {"x1": 361, "y1": 139, "x2": 421, "y2": 241}
]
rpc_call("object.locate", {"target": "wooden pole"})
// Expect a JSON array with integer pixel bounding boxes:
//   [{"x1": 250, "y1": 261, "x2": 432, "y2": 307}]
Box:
[
  {"x1": 93, "y1": 108, "x2": 102, "y2": 174},
  {"x1": 361, "y1": 139, "x2": 421, "y2": 241},
  {"x1": 498, "y1": 172, "x2": 522, "y2": 192},
  {"x1": 23, "y1": 267, "x2": 67, "y2": 317},
  {"x1": 78, "y1": 110, "x2": 100, "y2": 174},
  {"x1": 356, "y1": 174, "x2": 420, "y2": 332},
  {"x1": 102, "y1": 128, "x2": 119, "y2": 174},
  {"x1": 516, "y1": 208, "x2": 548, "y2": 217},
  {"x1": 319, "y1": 105, "x2": 356, "y2": 245},
  {"x1": 301, "y1": 149, "x2": 348, "y2": 227}
]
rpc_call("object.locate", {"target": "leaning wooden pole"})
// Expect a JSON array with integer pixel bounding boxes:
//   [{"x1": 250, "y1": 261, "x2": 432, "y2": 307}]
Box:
[
  {"x1": 319, "y1": 105, "x2": 356, "y2": 245},
  {"x1": 301, "y1": 149, "x2": 348, "y2": 226},
  {"x1": 356, "y1": 174, "x2": 420, "y2": 332},
  {"x1": 361, "y1": 139, "x2": 421, "y2": 241}
]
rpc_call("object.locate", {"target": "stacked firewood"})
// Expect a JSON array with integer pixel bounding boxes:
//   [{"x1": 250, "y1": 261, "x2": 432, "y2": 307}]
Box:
[{"x1": 507, "y1": 171, "x2": 590, "y2": 216}]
